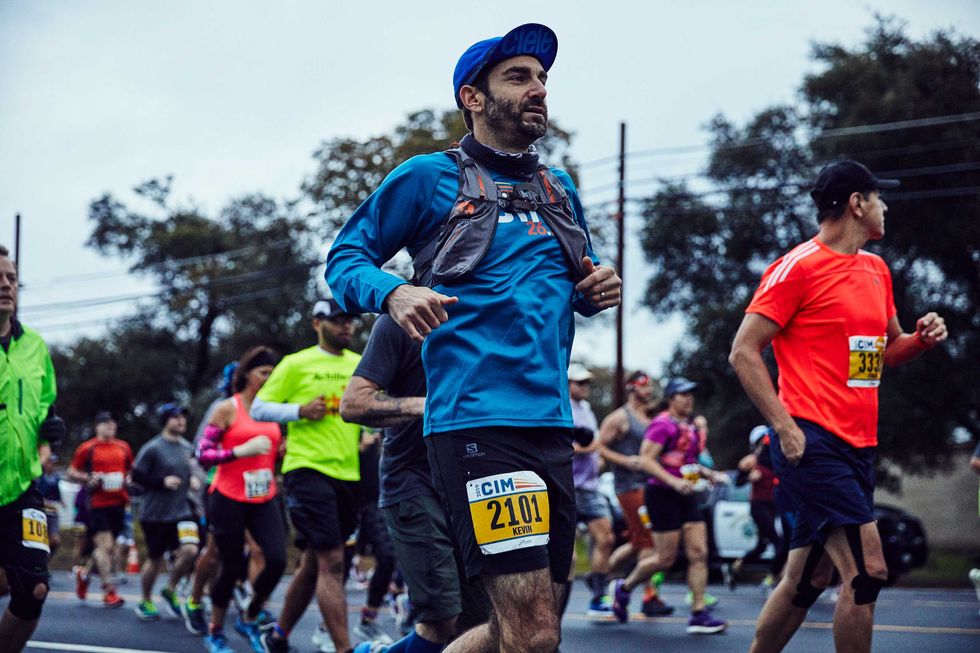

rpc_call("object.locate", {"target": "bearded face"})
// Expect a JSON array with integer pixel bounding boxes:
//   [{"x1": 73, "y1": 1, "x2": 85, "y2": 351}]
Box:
[
  {"x1": 316, "y1": 316, "x2": 355, "y2": 351},
  {"x1": 483, "y1": 87, "x2": 549, "y2": 143}
]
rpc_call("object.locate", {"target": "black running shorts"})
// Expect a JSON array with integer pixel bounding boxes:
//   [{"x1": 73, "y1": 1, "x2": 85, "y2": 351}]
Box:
[
  {"x1": 0, "y1": 484, "x2": 50, "y2": 581},
  {"x1": 425, "y1": 427, "x2": 575, "y2": 583},
  {"x1": 283, "y1": 468, "x2": 360, "y2": 551}
]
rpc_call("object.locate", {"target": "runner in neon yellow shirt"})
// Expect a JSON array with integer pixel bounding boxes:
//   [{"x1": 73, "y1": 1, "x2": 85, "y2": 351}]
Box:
[
  {"x1": 256, "y1": 341, "x2": 361, "y2": 482},
  {"x1": 251, "y1": 299, "x2": 364, "y2": 653}
]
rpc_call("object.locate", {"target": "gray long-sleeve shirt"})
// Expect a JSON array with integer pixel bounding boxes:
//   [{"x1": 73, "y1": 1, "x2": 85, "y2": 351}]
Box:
[{"x1": 131, "y1": 434, "x2": 195, "y2": 522}]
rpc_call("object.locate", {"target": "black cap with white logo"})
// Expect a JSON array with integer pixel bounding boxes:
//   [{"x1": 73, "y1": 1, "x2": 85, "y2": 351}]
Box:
[{"x1": 810, "y1": 160, "x2": 900, "y2": 211}]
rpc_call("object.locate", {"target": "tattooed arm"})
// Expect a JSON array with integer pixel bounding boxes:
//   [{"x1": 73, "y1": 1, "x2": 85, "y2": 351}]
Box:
[{"x1": 340, "y1": 375, "x2": 425, "y2": 428}]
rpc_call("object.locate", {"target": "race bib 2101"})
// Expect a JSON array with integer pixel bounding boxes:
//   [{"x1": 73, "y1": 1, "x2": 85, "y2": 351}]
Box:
[{"x1": 466, "y1": 471, "x2": 549, "y2": 555}]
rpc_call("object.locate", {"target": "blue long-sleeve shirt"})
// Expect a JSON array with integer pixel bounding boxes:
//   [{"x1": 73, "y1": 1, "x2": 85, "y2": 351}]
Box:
[{"x1": 326, "y1": 151, "x2": 601, "y2": 435}]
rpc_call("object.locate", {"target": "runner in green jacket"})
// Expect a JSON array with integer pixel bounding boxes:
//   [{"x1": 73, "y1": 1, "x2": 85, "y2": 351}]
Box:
[{"x1": 0, "y1": 244, "x2": 61, "y2": 653}]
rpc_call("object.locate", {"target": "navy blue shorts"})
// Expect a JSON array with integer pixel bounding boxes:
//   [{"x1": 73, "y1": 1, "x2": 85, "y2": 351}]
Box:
[{"x1": 770, "y1": 419, "x2": 876, "y2": 549}]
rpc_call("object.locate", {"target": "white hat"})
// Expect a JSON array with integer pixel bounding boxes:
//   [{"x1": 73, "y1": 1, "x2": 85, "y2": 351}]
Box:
[
  {"x1": 312, "y1": 298, "x2": 356, "y2": 320},
  {"x1": 749, "y1": 425, "x2": 771, "y2": 447},
  {"x1": 567, "y1": 364, "x2": 593, "y2": 382}
]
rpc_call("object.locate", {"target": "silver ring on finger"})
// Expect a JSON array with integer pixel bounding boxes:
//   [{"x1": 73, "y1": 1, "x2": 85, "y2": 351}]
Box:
[{"x1": 600, "y1": 291, "x2": 606, "y2": 300}]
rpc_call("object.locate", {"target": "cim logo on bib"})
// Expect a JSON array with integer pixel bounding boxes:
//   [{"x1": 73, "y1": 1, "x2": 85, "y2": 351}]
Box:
[
  {"x1": 478, "y1": 477, "x2": 515, "y2": 498},
  {"x1": 471, "y1": 473, "x2": 544, "y2": 499}
]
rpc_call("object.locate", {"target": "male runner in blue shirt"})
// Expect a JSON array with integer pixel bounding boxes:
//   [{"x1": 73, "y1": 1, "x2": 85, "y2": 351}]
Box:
[{"x1": 327, "y1": 23, "x2": 620, "y2": 653}]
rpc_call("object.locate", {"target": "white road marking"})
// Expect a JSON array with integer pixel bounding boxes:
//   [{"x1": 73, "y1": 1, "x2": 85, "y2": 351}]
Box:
[{"x1": 27, "y1": 642, "x2": 176, "y2": 653}]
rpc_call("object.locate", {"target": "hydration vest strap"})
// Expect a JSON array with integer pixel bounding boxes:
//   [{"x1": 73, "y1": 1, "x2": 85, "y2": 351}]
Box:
[
  {"x1": 537, "y1": 166, "x2": 567, "y2": 203},
  {"x1": 447, "y1": 148, "x2": 495, "y2": 201}
]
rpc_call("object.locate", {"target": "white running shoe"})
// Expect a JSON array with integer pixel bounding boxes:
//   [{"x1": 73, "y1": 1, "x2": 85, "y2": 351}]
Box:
[
  {"x1": 968, "y1": 568, "x2": 980, "y2": 602},
  {"x1": 353, "y1": 620, "x2": 394, "y2": 645},
  {"x1": 311, "y1": 625, "x2": 336, "y2": 653}
]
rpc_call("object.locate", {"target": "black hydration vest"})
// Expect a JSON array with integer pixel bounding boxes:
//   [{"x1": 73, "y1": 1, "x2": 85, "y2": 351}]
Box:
[{"x1": 412, "y1": 147, "x2": 591, "y2": 287}]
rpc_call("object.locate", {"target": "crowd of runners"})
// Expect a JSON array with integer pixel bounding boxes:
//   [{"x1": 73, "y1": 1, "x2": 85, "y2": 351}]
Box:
[{"x1": 0, "y1": 19, "x2": 961, "y2": 653}]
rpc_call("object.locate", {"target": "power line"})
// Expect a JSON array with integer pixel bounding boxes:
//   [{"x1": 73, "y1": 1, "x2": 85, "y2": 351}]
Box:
[
  {"x1": 886, "y1": 186, "x2": 980, "y2": 201},
  {"x1": 581, "y1": 138, "x2": 980, "y2": 202},
  {"x1": 875, "y1": 161, "x2": 980, "y2": 178},
  {"x1": 584, "y1": 160, "x2": 980, "y2": 199},
  {"x1": 577, "y1": 111, "x2": 980, "y2": 170},
  {"x1": 20, "y1": 261, "x2": 319, "y2": 315},
  {"x1": 33, "y1": 280, "x2": 312, "y2": 333},
  {"x1": 583, "y1": 184, "x2": 980, "y2": 216},
  {"x1": 25, "y1": 239, "x2": 296, "y2": 291},
  {"x1": 834, "y1": 138, "x2": 980, "y2": 162},
  {"x1": 818, "y1": 112, "x2": 980, "y2": 138}
]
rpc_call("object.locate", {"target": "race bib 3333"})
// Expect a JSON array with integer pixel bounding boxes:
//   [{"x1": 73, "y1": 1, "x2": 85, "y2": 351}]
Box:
[
  {"x1": 466, "y1": 471, "x2": 549, "y2": 555},
  {"x1": 847, "y1": 335, "x2": 886, "y2": 388}
]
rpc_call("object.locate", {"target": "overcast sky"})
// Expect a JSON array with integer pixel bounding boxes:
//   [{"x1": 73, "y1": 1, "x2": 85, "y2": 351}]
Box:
[{"x1": 1, "y1": 0, "x2": 977, "y2": 376}]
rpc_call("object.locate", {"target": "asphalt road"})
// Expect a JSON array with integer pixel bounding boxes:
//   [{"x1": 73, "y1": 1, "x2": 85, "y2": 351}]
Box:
[{"x1": 17, "y1": 571, "x2": 980, "y2": 653}]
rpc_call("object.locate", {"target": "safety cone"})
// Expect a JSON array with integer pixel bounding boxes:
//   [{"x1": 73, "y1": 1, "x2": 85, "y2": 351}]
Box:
[{"x1": 126, "y1": 540, "x2": 140, "y2": 574}]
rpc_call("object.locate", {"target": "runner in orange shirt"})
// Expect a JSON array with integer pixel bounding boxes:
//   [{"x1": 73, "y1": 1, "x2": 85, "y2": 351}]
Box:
[
  {"x1": 68, "y1": 412, "x2": 133, "y2": 608},
  {"x1": 730, "y1": 160, "x2": 948, "y2": 653}
]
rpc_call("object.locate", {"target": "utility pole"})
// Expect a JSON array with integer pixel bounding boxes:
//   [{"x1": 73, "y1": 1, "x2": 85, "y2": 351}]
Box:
[
  {"x1": 14, "y1": 214, "x2": 20, "y2": 321},
  {"x1": 614, "y1": 123, "x2": 626, "y2": 407},
  {"x1": 14, "y1": 213, "x2": 20, "y2": 274}
]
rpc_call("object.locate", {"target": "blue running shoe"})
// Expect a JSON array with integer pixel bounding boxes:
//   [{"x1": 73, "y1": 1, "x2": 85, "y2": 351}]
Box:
[
  {"x1": 586, "y1": 595, "x2": 614, "y2": 620},
  {"x1": 253, "y1": 609, "x2": 275, "y2": 630},
  {"x1": 204, "y1": 632, "x2": 235, "y2": 653},
  {"x1": 235, "y1": 616, "x2": 266, "y2": 653}
]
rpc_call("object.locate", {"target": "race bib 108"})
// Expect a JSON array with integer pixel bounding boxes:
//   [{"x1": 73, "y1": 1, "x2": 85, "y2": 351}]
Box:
[
  {"x1": 22, "y1": 508, "x2": 50, "y2": 552},
  {"x1": 466, "y1": 471, "x2": 549, "y2": 555},
  {"x1": 847, "y1": 335, "x2": 886, "y2": 388}
]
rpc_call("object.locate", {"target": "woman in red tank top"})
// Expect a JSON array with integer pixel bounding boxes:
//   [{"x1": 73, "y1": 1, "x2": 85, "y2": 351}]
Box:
[{"x1": 196, "y1": 346, "x2": 286, "y2": 653}]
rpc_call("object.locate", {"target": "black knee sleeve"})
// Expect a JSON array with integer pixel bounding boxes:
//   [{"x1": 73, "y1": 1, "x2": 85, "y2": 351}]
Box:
[
  {"x1": 7, "y1": 566, "x2": 49, "y2": 621},
  {"x1": 844, "y1": 524, "x2": 886, "y2": 605},
  {"x1": 851, "y1": 573, "x2": 886, "y2": 605},
  {"x1": 791, "y1": 544, "x2": 826, "y2": 609}
]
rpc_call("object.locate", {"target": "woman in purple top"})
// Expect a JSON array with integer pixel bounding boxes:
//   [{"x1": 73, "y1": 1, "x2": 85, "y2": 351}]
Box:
[{"x1": 610, "y1": 377, "x2": 729, "y2": 635}]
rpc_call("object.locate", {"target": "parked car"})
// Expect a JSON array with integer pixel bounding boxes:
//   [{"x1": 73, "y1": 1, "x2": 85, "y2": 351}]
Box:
[{"x1": 873, "y1": 503, "x2": 928, "y2": 584}]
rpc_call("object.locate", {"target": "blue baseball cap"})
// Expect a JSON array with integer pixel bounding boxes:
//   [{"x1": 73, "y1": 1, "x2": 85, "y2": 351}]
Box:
[
  {"x1": 453, "y1": 23, "x2": 558, "y2": 108},
  {"x1": 664, "y1": 377, "x2": 698, "y2": 397},
  {"x1": 156, "y1": 402, "x2": 189, "y2": 422}
]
